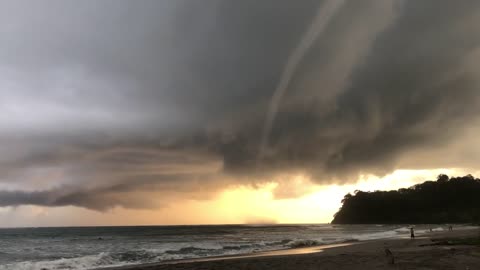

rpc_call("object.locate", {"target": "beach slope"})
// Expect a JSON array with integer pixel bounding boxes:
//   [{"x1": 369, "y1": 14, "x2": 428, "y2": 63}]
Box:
[{"x1": 103, "y1": 229, "x2": 480, "y2": 270}]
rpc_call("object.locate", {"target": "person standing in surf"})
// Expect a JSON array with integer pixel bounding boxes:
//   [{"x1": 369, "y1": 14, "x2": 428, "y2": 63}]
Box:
[{"x1": 410, "y1": 227, "x2": 415, "y2": 239}]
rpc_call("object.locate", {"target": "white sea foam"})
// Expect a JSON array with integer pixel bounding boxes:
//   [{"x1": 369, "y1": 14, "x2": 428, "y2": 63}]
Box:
[
  {"x1": 1, "y1": 224, "x2": 476, "y2": 270},
  {"x1": 352, "y1": 230, "x2": 399, "y2": 241},
  {"x1": 395, "y1": 226, "x2": 411, "y2": 233},
  {"x1": 0, "y1": 253, "x2": 128, "y2": 270}
]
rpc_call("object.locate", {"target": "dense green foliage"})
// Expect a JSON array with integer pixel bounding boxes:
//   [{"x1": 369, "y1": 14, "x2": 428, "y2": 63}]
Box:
[{"x1": 332, "y1": 175, "x2": 480, "y2": 224}]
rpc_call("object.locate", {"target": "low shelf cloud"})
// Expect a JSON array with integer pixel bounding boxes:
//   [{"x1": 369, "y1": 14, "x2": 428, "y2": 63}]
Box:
[{"x1": 1, "y1": 0, "x2": 480, "y2": 212}]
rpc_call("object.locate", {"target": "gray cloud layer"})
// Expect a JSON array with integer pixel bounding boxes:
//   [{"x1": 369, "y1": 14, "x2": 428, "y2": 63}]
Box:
[{"x1": 1, "y1": 0, "x2": 480, "y2": 210}]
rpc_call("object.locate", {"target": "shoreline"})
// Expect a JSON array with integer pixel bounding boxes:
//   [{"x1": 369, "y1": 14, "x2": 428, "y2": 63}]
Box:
[
  {"x1": 97, "y1": 228, "x2": 480, "y2": 270},
  {"x1": 95, "y1": 242, "x2": 356, "y2": 270}
]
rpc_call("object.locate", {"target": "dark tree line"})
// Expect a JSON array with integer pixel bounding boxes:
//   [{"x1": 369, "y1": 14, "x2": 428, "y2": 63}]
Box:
[{"x1": 332, "y1": 174, "x2": 480, "y2": 224}]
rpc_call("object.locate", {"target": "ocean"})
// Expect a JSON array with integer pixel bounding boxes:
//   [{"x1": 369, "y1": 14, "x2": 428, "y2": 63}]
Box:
[{"x1": 0, "y1": 224, "x2": 472, "y2": 270}]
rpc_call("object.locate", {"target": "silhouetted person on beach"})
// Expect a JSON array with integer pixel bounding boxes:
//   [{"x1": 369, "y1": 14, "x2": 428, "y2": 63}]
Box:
[
  {"x1": 449, "y1": 225, "x2": 453, "y2": 231},
  {"x1": 410, "y1": 227, "x2": 415, "y2": 239}
]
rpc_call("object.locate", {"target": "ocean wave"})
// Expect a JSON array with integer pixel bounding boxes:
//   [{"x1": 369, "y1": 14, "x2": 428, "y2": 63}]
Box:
[
  {"x1": 287, "y1": 239, "x2": 322, "y2": 248},
  {"x1": 432, "y1": 227, "x2": 445, "y2": 232},
  {"x1": 222, "y1": 244, "x2": 252, "y2": 250},
  {"x1": 0, "y1": 248, "x2": 193, "y2": 270},
  {"x1": 0, "y1": 231, "x2": 417, "y2": 270},
  {"x1": 395, "y1": 226, "x2": 411, "y2": 233},
  {"x1": 165, "y1": 246, "x2": 217, "y2": 255},
  {"x1": 0, "y1": 253, "x2": 127, "y2": 270},
  {"x1": 0, "y1": 248, "x2": 195, "y2": 270},
  {"x1": 3, "y1": 225, "x2": 474, "y2": 270},
  {"x1": 352, "y1": 230, "x2": 399, "y2": 241},
  {"x1": 267, "y1": 239, "x2": 292, "y2": 246}
]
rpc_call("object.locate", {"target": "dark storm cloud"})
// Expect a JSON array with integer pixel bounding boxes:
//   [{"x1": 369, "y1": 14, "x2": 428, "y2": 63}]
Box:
[
  {"x1": 0, "y1": 171, "x2": 220, "y2": 210},
  {"x1": 1, "y1": 0, "x2": 480, "y2": 209},
  {"x1": 216, "y1": 0, "x2": 480, "y2": 180},
  {"x1": 0, "y1": 187, "x2": 131, "y2": 211}
]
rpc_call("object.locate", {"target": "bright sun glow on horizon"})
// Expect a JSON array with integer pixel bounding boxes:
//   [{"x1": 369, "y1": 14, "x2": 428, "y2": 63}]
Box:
[
  {"x1": 1, "y1": 168, "x2": 477, "y2": 227},
  {"x1": 209, "y1": 168, "x2": 469, "y2": 224}
]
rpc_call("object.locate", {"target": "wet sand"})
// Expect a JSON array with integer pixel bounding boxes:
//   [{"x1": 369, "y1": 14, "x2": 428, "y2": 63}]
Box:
[{"x1": 100, "y1": 228, "x2": 480, "y2": 270}]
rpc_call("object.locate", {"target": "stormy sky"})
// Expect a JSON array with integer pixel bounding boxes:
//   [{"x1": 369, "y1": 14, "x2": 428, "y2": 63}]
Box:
[{"x1": 1, "y1": 0, "x2": 480, "y2": 212}]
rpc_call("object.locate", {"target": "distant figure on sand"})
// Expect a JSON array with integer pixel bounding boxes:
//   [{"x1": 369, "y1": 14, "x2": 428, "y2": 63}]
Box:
[
  {"x1": 384, "y1": 247, "x2": 395, "y2": 265},
  {"x1": 449, "y1": 225, "x2": 453, "y2": 231},
  {"x1": 410, "y1": 227, "x2": 415, "y2": 239}
]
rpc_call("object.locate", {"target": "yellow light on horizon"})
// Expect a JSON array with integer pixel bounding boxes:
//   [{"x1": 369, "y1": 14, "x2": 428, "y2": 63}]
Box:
[
  {"x1": 4, "y1": 168, "x2": 477, "y2": 227},
  {"x1": 202, "y1": 168, "x2": 471, "y2": 224}
]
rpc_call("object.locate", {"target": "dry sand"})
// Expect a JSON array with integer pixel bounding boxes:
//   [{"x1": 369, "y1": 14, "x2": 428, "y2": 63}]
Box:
[{"x1": 101, "y1": 228, "x2": 480, "y2": 270}]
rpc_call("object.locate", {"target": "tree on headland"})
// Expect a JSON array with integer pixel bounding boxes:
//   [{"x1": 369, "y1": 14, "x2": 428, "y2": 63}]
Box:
[{"x1": 332, "y1": 174, "x2": 480, "y2": 224}]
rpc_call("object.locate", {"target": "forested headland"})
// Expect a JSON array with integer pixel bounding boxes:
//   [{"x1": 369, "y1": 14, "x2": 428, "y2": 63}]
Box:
[{"x1": 332, "y1": 174, "x2": 480, "y2": 224}]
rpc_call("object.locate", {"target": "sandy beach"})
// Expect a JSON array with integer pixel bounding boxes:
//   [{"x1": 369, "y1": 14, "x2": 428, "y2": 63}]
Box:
[{"x1": 101, "y1": 228, "x2": 480, "y2": 270}]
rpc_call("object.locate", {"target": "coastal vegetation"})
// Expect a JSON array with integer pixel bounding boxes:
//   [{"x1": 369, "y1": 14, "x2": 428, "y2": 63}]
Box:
[{"x1": 332, "y1": 174, "x2": 480, "y2": 224}]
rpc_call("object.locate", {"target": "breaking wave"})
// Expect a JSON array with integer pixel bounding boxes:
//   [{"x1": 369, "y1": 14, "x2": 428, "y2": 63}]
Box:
[{"x1": 1, "y1": 224, "x2": 475, "y2": 270}]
